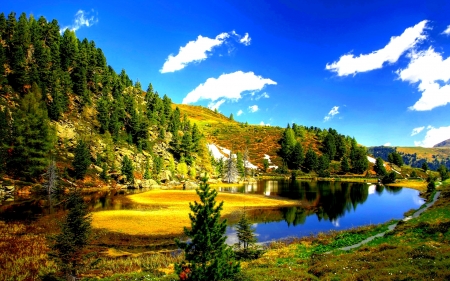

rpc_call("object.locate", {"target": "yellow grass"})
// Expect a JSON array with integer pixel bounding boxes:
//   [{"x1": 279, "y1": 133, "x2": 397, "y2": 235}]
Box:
[
  {"x1": 387, "y1": 179, "x2": 427, "y2": 191},
  {"x1": 92, "y1": 189, "x2": 298, "y2": 236}
]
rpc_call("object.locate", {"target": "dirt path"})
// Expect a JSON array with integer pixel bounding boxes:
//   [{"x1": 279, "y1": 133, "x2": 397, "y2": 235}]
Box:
[{"x1": 336, "y1": 191, "x2": 441, "y2": 252}]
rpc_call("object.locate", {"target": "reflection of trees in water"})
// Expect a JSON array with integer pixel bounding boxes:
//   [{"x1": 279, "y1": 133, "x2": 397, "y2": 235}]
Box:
[
  {"x1": 384, "y1": 186, "x2": 403, "y2": 194},
  {"x1": 277, "y1": 181, "x2": 371, "y2": 224},
  {"x1": 282, "y1": 207, "x2": 308, "y2": 226},
  {"x1": 376, "y1": 185, "x2": 385, "y2": 195}
]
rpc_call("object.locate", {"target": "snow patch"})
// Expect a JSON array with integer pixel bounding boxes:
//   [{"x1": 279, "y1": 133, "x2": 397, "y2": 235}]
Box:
[
  {"x1": 207, "y1": 143, "x2": 258, "y2": 169},
  {"x1": 367, "y1": 156, "x2": 376, "y2": 164}
]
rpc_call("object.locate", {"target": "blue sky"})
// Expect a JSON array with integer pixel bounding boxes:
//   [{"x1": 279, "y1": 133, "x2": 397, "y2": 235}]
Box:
[{"x1": 4, "y1": 0, "x2": 450, "y2": 147}]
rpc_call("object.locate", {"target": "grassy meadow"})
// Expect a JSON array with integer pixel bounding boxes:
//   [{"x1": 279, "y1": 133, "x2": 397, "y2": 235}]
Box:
[{"x1": 92, "y1": 189, "x2": 299, "y2": 235}]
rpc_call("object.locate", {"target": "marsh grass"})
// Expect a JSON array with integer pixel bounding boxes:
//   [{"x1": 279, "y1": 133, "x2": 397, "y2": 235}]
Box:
[
  {"x1": 92, "y1": 190, "x2": 298, "y2": 235},
  {"x1": 0, "y1": 221, "x2": 58, "y2": 280}
]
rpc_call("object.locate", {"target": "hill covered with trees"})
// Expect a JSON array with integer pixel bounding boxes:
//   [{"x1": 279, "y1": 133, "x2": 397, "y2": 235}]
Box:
[{"x1": 0, "y1": 11, "x2": 370, "y2": 188}]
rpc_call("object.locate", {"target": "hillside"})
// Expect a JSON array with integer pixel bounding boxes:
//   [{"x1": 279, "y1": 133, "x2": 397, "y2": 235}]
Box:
[
  {"x1": 434, "y1": 138, "x2": 450, "y2": 148},
  {"x1": 369, "y1": 146, "x2": 450, "y2": 170},
  {"x1": 175, "y1": 104, "x2": 343, "y2": 169}
]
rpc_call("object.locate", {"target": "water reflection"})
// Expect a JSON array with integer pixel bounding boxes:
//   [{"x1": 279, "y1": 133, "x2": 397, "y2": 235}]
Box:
[{"x1": 224, "y1": 179, "x2": 424, "y2": 244}]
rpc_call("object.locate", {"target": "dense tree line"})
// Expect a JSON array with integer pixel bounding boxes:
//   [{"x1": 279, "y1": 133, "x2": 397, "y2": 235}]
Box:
[
  {"x1": 0, "y1": 11, "x2": 204, "y2": 181},
  {"x1": 278, "y1": 124, "x2": 368, "y2": 175}
]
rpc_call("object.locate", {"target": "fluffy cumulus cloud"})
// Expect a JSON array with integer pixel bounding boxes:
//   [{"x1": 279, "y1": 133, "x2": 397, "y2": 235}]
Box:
[
  {"x1": 182, "y1": 71, "x2": 277, "y2": 110},
  {"x1": 414, "y1": 125, "x2": 450, "y2": 147},
  {"x1": 411, "y1": 126, "x2": 425, "y2": 136},
  {"x1": 324, "y1": 106, "x2": 339, "y2": 122},
  {"x1": 248, "y1": 105, "x2": 259, "y2": 113},
  {"x1": 237, "y1": 110, "x2": 243, "y2": 116},
  {"x1": 383, "y1": 142, "x2": 391, "y2": 146},
  {"x1": 397, "y1": 47, "x2": 450, "y2": 110},
  {"x1": 60, "y1": 10, "x2": 98, "y2": 33},
  {"x1": 326, "y1": 20, "x2": 428, "y2": 76},
  {"x1": 161, "y1": 31, "x2": 251, "y2": 73},
  {"x1": 260, "y1": 121, "x2": 270, "y2": 126}
]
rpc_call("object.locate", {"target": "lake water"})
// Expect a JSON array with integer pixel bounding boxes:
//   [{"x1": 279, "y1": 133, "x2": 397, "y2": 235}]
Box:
[
  {"x1": 0, "y1": 180, "x2": 425, "y2": 246},
  {"x1": 222, "y1": 180, "x2": 424, "y2": 244}
]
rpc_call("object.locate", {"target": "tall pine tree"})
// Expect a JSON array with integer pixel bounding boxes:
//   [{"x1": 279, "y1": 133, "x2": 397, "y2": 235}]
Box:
[{"x1": 175, "y1": 178, "x2": 240, "y2": 280}]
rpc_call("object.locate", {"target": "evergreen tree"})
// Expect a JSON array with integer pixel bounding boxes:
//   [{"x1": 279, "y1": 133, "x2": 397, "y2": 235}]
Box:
[
  {"x1": 175, "y1": 178, "x2": 240, "y2": 281},
  {"x1": 317, "y1": 154, "x2": 330, "y2": 177},
  {"x1": 290, "y1": 142, "x2": 304, "y2": 170},
  {"x1": 374, "y1": 157, "x2": 387, "y2": 177},
  {"x1": 10, "y1": 83, "x2": 53, "y2": 179},
  {"x1": 422, "y1": 162, "x2": 428, "y2": 172},
  {"x1": 121, "y1": 155, "x2": 134, "y2": 183},
  {"x1": 263, "y1": 159, "x2": 269, "y2": 172},
  {"x1": 278, "y1": 126, "x2": 296, "y2": 164},
  {"x1": 341, "y1": 155, "x2": 350, "y2": 173},
  {"x1": 97, "y1": 95, "x2": 110, "y2": 134},
  {"x1": 50, "y1": 190, "x2": 91, "y2": 278},
  {"x1": 235, "y1": 212, "x2": 257, "y2": 251},
  {"x1": 438, "y1": 164, "x2": 449, "y2": 181},
  {"x1": 0, "y1": 107, "x2": 10, "y2": 174},
  {"x1": 351, "y1": 146, "x2": 369, "y2": 174},
  {"x1": 323, "y1": 133, "x2": 336, "y2": 160},
  {"x1": 303, "y1": 148, "x2": 318, "y2": 173},
  {"x1": 73, "y1": 140, "x2": 91, "y2": 179}
]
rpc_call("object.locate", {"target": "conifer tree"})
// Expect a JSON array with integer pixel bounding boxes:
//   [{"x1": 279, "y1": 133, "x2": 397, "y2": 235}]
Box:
[
  {"x1": 234, "y1": 212, "x2": 263, "y2": 260},
  {"x1": 341, "y1": 155, "x2": 350, "y2": 173},
  {"x1": 290, "y1": 142, "x2": 304, "y2": 170},
  {"x1": 224, "y1": 152, "x2": 238, "y2": 183},
  {"x1": 73, "y1": 140, "x2": 91, "y2": 179},
  {"x1": 121, "y1": 155, "x2": 134, "y2": 184},
  {"x1": 374, "y1": 157, "x2": 387, "y2": 176},
  {"x1": 303, "y1": 148, "x2": 318, "y2": 173},
  {"x1": 51, "y1": 190, "x2": 91, "y2": 278},
  {"x1": 10, "y1": 83, "x2": 53, "y2": 179},
  {"x1": 175, "y1": 178, "x2": 240, "y2": 280},
  {"x1": 43, "y1": 159, "x2": 59, "y2": 195}
]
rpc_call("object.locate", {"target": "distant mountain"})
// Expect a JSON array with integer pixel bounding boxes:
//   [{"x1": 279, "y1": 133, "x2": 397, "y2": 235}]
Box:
[{"x1": 434, "y1": 139, "x2": 450, "y2": 148}]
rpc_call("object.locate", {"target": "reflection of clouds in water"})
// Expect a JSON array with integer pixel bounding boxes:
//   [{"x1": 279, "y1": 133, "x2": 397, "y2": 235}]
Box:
[
  {"x1": 331, "y1": 219, "x2": 340, "y2": 227},
  {"x1": 368, "y1": 184, "x2": 376, "y2": 195},
  {"x1": 413, "y1": 195, "x2": 425, "y2": 206}
]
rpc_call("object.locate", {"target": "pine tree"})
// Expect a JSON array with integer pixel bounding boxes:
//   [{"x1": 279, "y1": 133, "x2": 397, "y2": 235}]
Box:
[
  {"x1": 323, "y1": 133, "x2": 336, "y2": 160},
  {"x1": 175, "y1": 178, "x2": 240, "y2": 281},
  {"x1": 234, "y1": 212, "x2": 263, "y2": 260},
  {"x1": 374, "y1": 157, "x2": 387, "y2": 176},
  {"x1": 50, "y1": 190, "x2": 91, "y2": 278},
  {"x1": 10, "y1": 83, "x2": 53, "y2": 179},
  {"x1": 341, "y1": 155, "x2": 350, "y2": 173},
  {"x1": 121, "y1": 155, "x2": 134, "y2": 184},
  {"x1": 303, "y1": 148, "x2": 318, "y2": 173},
  {"x1": 290, "y1": 142, "x2": 304, "y2": 170},
  {"x1": 73, "y1": 140, "x2": 91, "y2": 179}
]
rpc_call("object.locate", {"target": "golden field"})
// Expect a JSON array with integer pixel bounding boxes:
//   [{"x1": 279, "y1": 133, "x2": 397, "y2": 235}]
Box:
[{"x1": 92, "y1": 189, "x2": 298, "y2": 235}]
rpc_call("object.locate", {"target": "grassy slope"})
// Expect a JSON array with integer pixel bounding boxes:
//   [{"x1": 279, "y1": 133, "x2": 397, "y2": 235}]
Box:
[
  {"x1": 174, "y1": 104, "x2": 319, "y2": 168},
  {"x1": 396, "y1": 146, "x2": 450, "y2": 162}
]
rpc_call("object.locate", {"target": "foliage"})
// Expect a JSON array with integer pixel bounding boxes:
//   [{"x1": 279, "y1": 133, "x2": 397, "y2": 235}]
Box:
[
  {"x1": 303, "y1": 148, "x2": 318, "y2": 172},
  {"x1": 175, "y1": 179, "x2": 240, "y2": 280},
  {"x1": 50, "y1": 190, "x2": 91, "y2": 277},
  {"x1": 350, "y1": 145, "x2": 368, "y2": 174},
  {"x1": 388, "y1": 151, "x2": 404, "y2": 166},
  {"x1": 374, "y1": 157, "x2": 387, "y2": 176},
  {"x1": 9, "y1": 83, "x2": 54, "y2": 179},
  {"x1": 234, "y1": 212, "x2": 264, "y2": 260},
  {"x1": 43, "y1": 159, "x2": 59, "y2": 195},
  {"x1": 422, "y1": 162, "x2": 428, "y2": 171},
  {"x1": 438, "y1": 164, "x2": 449, "y2": 181},
  {"x1": 73, "y1": 140, "x2": 91, "y2": 179},
  {"x1": 262, "y1": 158, "x2": 269, "y2": 172},
  {"x1": 121, "y1": 155, "x2": 134, "y2": 184},
  {"x1": 382, "y1": 171, "x2": 397, "y2": 184}
]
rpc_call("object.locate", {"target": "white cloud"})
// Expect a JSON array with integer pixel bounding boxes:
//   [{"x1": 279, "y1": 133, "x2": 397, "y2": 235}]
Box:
[
  {"x1": 383, "y1": 142, "x2": 391, "y2": 146},
  {"x1": 248, "y1": 105, "x2": 259, "y2": 113},
  {"x1": 237, "y1": 110, "x2": 243, "y2": 116},
  {"x1": 208, "y1": 99, "x2": 226, "y2": 111},
  {"x1": 397, "y1": 47, "x2": 450, "y2": 110},
  {"x1": 324, "y1": 106, "x2": 339, "y2": 122},
  {"x1": 411, "y1": 126, "x2": 425, "y2": 136},
  {"x1": 442, "y1": 25, "x2": 450, "y2": 35},
  {"x1": 60, "y1": 10, "x2": 98, "y2": 33},
  {"x1": 182, "y1": 71, "x2": 277, "y2": 105},
  {"x1": 161, "y1": 31, "x2": 251, "y2": 73},
  {"x1": 260, "y1": 121, "x2": 270, "y2": 126},
  {"x1": 414, "y1": 125, "x2": 450, "y2": 147},
  {"x1": 326, "y1": 20, "x2": 428, "y2": 76},
  {"x1": 240, "y1": 33, "x2": 251, "y2": 46},
  {"x1": 255, "y1": 92, "x2": 270, "y2": 100}
]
